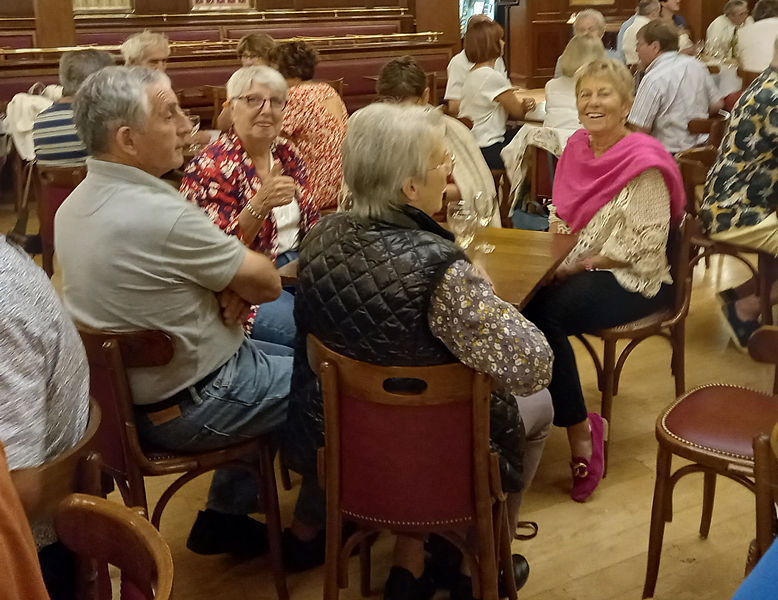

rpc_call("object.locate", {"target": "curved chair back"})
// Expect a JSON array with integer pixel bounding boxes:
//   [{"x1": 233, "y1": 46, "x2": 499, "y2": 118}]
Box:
[
  {"x1": 676, "y1": 146, "x2": 718, "y2": 217},
  {"x1": 748, "y1": 326, "x2": 778, "y2": 395},
  {"x1": 737, "y1": 68, "x2": 761, "y2": 90},
  {"x1": 687, "y1": 111, "x2": 729, "y2": 150}
]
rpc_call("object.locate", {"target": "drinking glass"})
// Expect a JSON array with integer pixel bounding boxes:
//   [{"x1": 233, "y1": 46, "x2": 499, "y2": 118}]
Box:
[
  {"x1": 472, "y1": 191, "x2": 497, "y2": 254},
  {"x1": 447, "y1": 201, "x2": 477, "y2": 250},
  {"x1": 188, "y1": 114, "x2": 201, "y2": 152}
]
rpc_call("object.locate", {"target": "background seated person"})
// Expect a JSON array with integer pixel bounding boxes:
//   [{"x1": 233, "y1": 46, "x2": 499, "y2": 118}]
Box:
[
  {"x1": 544, "y1": 34, "x2": 606, "y2": 130},
  {"x1": 377, "y1": 55, "x2": 497, "y2": 217},
  {"x1": 216, "y1": 33, "x2": 278, "y2": 131},
  {"x1": 738, "y1": 0, "x2": 778, "y2": 72},
  {"x1": 56, "y1": 66, "x2": 301, "y2": 559},
  {"x1": 284, "y1": 102, "x2": 554, "y2": 598},
  {"x1": 523, "y1": 59, "x2": 684, "y2": 503},
  {"x1": 275, "y1": 41, "x2": 348, "y2": 210},
  {"x1": 181, "y1": 66, "x2": 319, "y2": 349},
  {"x1": 32, "y1": 49, "x2": 114, "y2": 167},
  {"x1": 459, "y1": 18, "x2": 536, "y2": 170},
  {"x1": 623, "y1": 0, "x2": 661, "y2": 67},
  {"x1": 628, "y1": 20, "x2": 724, "y2": 153},
  {"x1": 706, "y1": 0, "x2": 753, "y2": 58},
  {"x1": 120, "y1": 30, "x2": 170, "y2": 72},
  {"x1": 699, "y1": 38, "x2": 778, "y2": 349},
  {"x1": 444, "y1": 14, "x2": 507, "y2": 117},
  {"x1": 554, "y1": 10, "x2": 621, "y2": 78},
  {"x1": 658, "y1": 0, "x2": 696, "y2": 52}
]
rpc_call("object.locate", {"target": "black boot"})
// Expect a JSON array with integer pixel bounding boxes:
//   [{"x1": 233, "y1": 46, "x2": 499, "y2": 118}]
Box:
[{"x1": 186, "y1": 509, "x2": 269, "y2": 556}]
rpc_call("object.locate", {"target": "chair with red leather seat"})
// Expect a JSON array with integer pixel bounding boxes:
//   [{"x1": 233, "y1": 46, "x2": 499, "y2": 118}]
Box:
[
  {"x1": 642, "y1": 326, "x2": 778, "y2": 598},
  {"x1": 76, "y1": 324, "x2": 288, "y2": 600},
  {"x1": 307, "y1": 334, "x2": 515, "y2": 600}
]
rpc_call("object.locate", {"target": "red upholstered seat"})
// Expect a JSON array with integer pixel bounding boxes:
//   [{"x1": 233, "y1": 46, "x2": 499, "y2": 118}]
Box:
[
  {"x1": 76, "y1": 28, "x2": 220, "y2": 46},
  {"x1": 0, "y1": 33, "x2": 35, "y2": 49},
  {"x1": 225, "y1": 23, "x2": 398, "y2": 40}
]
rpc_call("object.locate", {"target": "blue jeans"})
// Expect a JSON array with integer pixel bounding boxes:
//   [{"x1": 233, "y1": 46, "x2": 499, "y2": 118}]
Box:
[
  {"x1": 137, "y1": 338, "x2": 292, "y2": 514},
  {"x1": 251, "y1": 250, "x2": 298, "y2": 348}
]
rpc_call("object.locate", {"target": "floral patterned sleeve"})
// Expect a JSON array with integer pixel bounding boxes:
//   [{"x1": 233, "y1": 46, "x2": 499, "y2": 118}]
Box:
[{"x1": 428, "y1": 260, "x2": 553, "y2": 396}]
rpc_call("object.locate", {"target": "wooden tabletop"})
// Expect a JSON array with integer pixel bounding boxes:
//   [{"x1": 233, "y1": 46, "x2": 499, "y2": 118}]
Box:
[
  {"x1": 467, "y1": 228, "x2": 576, "y2": 310},
  {"x1": 274, "y1": 227, "x2": 576, "y2": 310}
]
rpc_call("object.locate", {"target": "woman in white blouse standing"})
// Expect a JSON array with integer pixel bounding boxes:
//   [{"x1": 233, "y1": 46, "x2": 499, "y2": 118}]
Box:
[
  {"x1": 459, "y1": 18, "x2": 537, "y2": 169},
  {"x1": 523, "y1": 60, "x2": 685, "y2": 503}
]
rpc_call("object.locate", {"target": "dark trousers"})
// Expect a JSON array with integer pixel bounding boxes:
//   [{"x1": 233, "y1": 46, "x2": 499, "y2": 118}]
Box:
[
  {"x1": 522, "y1": 271, "x2": 671, "y2": 428},
  {"x1": 480, "y1": 126, "x2": 520, "y2": 170}
]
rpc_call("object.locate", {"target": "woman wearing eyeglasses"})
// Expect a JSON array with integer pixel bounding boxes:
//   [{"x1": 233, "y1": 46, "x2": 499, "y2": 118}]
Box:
[{"x1": 181, "y1": 66, "x2": 319, "y2": 349}]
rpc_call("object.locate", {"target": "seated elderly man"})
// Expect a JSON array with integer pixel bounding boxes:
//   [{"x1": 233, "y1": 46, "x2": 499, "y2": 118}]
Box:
[
  {"x1": 706, "y1": 0, "x2": 753, "y2": 58},
  {"x1": 32, "y1": 49, "x2": 114, "y2": 167},
  {"x1": 554, "y1": 9, "x2": 621, "y2": 77},
  {"x1": 699, "y1": 38, "x2": 778, "y2": 349},
  {"x1": 629, "y1": 20, "x2": 724, "y2": 153},
  {"x1": 55, "y1": 66, "x2": 311, "y2": 560},
  {"x1": 623, "y1": 0, "x2": 661, "y2": 67},
  {"x1": 120, "y1": 30, "x2": 170, "y2": 72},
  {"x1": 738, "y1": 0, "x2": 778, "y2": 72}
]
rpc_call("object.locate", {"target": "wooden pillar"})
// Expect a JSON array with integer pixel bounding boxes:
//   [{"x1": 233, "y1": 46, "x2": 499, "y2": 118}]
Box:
[{"x1": 33, "y1": 0, "x2": 75, "y2": 47}]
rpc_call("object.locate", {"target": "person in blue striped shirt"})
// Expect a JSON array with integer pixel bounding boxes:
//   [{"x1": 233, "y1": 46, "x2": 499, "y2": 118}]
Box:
[{"x1": 32, "y1": 49, "x2": 114, "y2": 167}]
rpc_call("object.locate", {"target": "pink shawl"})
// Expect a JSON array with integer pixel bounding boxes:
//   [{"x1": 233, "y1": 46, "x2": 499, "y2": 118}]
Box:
[{"x1": 553, "y1": 129, "x2": 685, "y2": 233}]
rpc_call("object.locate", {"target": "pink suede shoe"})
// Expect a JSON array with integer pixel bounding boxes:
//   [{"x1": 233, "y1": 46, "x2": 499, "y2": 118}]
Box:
[{"x1": 570, "y1": 413, "x2": 608, "y2": 503}]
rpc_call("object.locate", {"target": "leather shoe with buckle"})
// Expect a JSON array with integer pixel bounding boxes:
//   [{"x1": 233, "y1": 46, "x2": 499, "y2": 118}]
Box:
[{"x1": 570, "y1": 412, "x2": 607, "y2": 502}]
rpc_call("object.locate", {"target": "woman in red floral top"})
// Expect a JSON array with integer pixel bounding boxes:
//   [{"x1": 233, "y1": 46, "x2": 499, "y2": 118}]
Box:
[
  {"x1": 181, "y1": 66, "x2": 319, "y2": 347},
  {"x1": 275, "y1": 41, "x2": 348, "y2": 210}
]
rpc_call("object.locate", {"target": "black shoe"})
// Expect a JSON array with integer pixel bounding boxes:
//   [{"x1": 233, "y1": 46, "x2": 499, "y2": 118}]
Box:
[
  {"x1": 425, "y1": 533, "x2": 463, "y2": 589},
  {"x1": 499, "y1": 553, "x2": 530, "y2": 594},
  {"x1": 720, "y1": 301, "x2": 759, "y2": 351},
  {"x1": 186, "y1": 509, "x2": 269, "y2": 556},
  {"x1": 384, "y1": 566, "x2": 436, "y2": 600},
  {"x1": 717, "y1": 287, "x2": 739, "y2": 308},
  {"x1": 282, "y1": 528, "x2": 326, "y2": 572}
]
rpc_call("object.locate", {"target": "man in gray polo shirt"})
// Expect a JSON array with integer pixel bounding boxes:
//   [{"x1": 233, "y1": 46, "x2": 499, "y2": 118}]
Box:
[{"x1": 55, "y1": 66, "x2": 308, "y2": 558}]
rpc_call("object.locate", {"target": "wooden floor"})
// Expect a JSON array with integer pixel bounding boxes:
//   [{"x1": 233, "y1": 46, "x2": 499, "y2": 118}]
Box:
[{"x1": 3, "y1": 202, "x2": 773, "y2": 600}]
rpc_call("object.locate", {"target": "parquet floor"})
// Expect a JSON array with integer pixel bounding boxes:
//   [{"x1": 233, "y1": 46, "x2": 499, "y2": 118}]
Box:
[{"x1": 3, "y1": 202, "x2": 773, "y2": 600}]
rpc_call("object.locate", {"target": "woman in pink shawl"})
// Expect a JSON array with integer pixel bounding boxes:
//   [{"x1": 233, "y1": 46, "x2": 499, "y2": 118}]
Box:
[{"x1": 523, "y1": 60, "x2": 684, "y2": 503}]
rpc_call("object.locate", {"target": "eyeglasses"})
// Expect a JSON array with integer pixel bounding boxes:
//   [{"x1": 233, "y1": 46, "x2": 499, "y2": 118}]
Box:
[
  {"x1": 233, "y1": 94, "x2": 287, "y2": 112},
  {"x1": 429, "y1": 152, "x2": 455, "y2": 177}
]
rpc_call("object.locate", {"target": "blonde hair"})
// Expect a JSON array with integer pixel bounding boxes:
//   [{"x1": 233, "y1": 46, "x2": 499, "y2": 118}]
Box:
[
  {"x1": 559, "y1": 35, "x2": 606, "y2": 78},
  {"x1": 120, "y1": 30, "x2": 169, "y2": 66},
  {"x1": 575, "y1": 59, "x2": 636, "y2": 106}
]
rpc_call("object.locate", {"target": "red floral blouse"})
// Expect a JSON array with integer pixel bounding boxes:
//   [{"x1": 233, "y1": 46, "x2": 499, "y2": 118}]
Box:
[{"x1": 180, "y1": 130, "x2": 319, "y2": 261}]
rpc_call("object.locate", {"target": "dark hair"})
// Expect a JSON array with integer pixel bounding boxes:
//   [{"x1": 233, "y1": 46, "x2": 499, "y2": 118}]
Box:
[
  {"x1": 464, "y1": 19, "x2": 504, "y2": 64},
  {"x1": 754, "y1": 0, "x2": 778, "y2": 20},
  {"x1": 236, "y1": 33, "x2": 277, "y2": 63},
  {"x1": 275, "y1": 41, "x2": 318, "y2": 81},
  {"x1": 376, "y1": 56, "x2": 427, "y2": 100},
  {"x1": 638, "y1": 19, "x2": 680, "y2": 52}
]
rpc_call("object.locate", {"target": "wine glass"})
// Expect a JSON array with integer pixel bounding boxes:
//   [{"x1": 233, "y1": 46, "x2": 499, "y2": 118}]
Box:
[
  {"x1": 472, "y1": 191, "x2": 497, "y2": 254},
  {"x1": 447, "y1": 201, "x2": 477, "y2": 250},
  {"x1": 188, "y1": 113, "x2": 201, "y2": 152}
]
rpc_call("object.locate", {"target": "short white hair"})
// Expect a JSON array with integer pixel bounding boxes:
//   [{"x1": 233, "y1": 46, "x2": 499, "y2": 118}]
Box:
[
  {"x1": 637, "y1": 0, "x2": 660, "y2": 16},
  {"x1": 121, "y1": 30, "x2": 169, "y2": 65},
  {"x1": 724, "y1": 0, "x2": 748, "y2": 14},
  {"x1": 575, "y1": 9, "x2": 607, "y2": 35},
  {"x1": 226, "y1": 66, "x2": 288, "y2": 101},
  {"x1": 73, "y1": 66, "x2": 170, "y2": 155},
  {"x1": 342, "y1": 103, "x2": 444, "y2": 220}
]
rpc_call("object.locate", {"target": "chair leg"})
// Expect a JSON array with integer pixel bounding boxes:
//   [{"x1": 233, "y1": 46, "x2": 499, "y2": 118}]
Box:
[
  {"x1": 643, "y1": 444, "x2": 672, "y2": 599},
  {"x1": 497, "y1": 502, "x2": 517, "y2": 600},
  {"x1": 278, "y1": 452, "x2": 293, "y2": 491},
  {"x1": 699, "y1": 471, "x2": 717, "y2": 539},
  {"x1": 260, "y1": 443, "x2": 289, "y2": 600},
  {"x1": 601, "y1": 340, "x2": 617, "y2": 477},
  {"x1": 671, "y1": 323, "x2": 686, "y2": 397},
  {"x1": 758, "y1": 254, "x2": 774, "y2": 325},
  {"x1": 359, "y1": 538, "x2": 371, "y2": 597}
]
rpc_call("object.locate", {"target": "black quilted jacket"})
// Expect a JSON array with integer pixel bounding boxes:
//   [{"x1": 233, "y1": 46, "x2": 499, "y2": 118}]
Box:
[{"x1": 283, "y1": 205, "x2": 526, "y2": 493}]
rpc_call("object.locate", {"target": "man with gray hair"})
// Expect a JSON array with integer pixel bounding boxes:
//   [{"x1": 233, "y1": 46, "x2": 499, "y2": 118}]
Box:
[
  {"x1": 32, "y1": 49, "x2": 114, "y2": 166},
  {"x1": 55, "y1": 66, "x2": 301, "y2": 558},
  {"x1": 738, "y1": 0, "x2": 778, "y2": 71},
  {"x1": 622, "y1": 0, "x2": 661, "y2": 65},
  {"x1": 120, "y1": 30, "x2": 170, "y2": 71},
  {"x1": 706, "y1": 0, "x2": 753, "y2": 58},
  {"x1": 554, "y1": 9, "x2": 620, "y2": 77}
]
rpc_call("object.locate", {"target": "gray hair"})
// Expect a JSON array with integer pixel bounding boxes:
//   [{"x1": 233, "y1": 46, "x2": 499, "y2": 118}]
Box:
[
  {"x1": 73, "y1": 66, "x2": 170, "y2": 155},
  {"x1": 226, "y1": 66, "x2": 288, "y2": 101},
  {"x1": 638, "y1": 0, "x2": 660, "y2": 16},
  {"x1": 574, "y1": 9, "x2": 606, "y2": 35},
  {"x1": 724, "y1": 0, "x2": 748, "y2": 13},
  {"x1": 754, "y1": 0, "x2": 778, "y2": 20},
  {"x1": 342, "y1": 103, "x2": 444, "y2": 220},
  {"x1": 59, "y1": 49, "x2": 115, "y2": 97},
  {"x1": 120, "y1": 30, "x2": 169, "y2": 65}
]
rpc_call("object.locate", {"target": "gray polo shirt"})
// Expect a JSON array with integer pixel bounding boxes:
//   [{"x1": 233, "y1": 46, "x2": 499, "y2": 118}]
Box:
[{"x1": 55, "y1": 158, "x2": 247, "y2": 405}]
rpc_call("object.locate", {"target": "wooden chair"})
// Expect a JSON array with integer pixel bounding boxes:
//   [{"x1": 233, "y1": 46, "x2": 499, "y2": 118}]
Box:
[
  {"x1": 750, "y1": 422, "x2": 778, "y2": 574},
  {"x1": 76, "y1": 325, "x2": 288, "y2": 600},
  {"x1": 36, "y1": 164, "x2": 86, "y2": 277},
  {"x1": 202, "y1": 84, "x2": 227, "y2": 127},
  {"x1": 55, "y1": 494, "x2": 174, "y2": 600},
  {"x1": 737, "y1": 67, "x2": 761, "y2": 90},
  {"x1": 575, "y1": 216, "x2": 694, "y2": 474},
  {"x1": 642, "y1": 326, "x2": 778, "y2": 598},
  {"x1": 321, "y1": 77, "x2": 346, "y2": 98},
  {"x1": 491, "y1": 169, "x2": 513, "y2": 228},
  {"x1": 687, "y1": 110, "x2": 729, "y2": 150},
  {"x1": 676, "y1": 147, "x2": 776, "y2": 327},
  {"x1": 308, "y1": 335, "x2": 515, "y2": 600}
]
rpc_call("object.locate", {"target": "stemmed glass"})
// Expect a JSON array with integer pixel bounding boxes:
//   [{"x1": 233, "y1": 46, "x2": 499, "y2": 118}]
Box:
[
  {"x1": 472, "y1": 191, "x2": 497, "y2": 254},
  {"x1": 183, "y1": 110, "x2": 202, "y2": 153},
  {"x1": 447, "y1": 200, "x2": 477, "y2": 250}
]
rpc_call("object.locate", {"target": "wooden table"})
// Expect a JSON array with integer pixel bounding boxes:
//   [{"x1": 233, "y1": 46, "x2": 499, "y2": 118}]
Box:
[
  {"x1": 275, "y1": 227, "x2": 576, "y2": 310},
  {"x1": 468, "y1": 228, "x2": 576, "y2": 309}
]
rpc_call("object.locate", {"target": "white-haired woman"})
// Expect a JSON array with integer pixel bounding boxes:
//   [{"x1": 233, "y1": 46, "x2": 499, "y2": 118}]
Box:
[
  {"x1": 284, "y1": 102, "x2": 553, "y2": 596},
  {"x1": 181, "y1": 66, "x2": 319, "y2": 349}
]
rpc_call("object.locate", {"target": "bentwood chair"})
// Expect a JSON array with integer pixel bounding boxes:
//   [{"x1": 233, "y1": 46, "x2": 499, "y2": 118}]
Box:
[
  {"x1": 76, "y1": 325, "x2": 288, "y2": 600},
  {"x1": 203, "y1": 85, "x2": 227, "y2": 128},
  {"x1": 687, "y1": 110, "x2": 729, "y2": 150},
  {"x1": 575, "y1": 215, "x2": 694, "y2": 474},
  {"x1": 307, "y1": 335, "x2": 516, "y2": 600},
  {"x1": 751, "y1": 421, "x2": 778, "y2": 572},
  {"x1": 642, "y1": 326, "x2": 778, "y2": 598}
]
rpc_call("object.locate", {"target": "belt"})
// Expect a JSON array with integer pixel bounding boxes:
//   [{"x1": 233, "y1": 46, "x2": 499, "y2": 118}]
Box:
[{"x1": 135, "y1": 367, "x2": 221, "y2": 424}]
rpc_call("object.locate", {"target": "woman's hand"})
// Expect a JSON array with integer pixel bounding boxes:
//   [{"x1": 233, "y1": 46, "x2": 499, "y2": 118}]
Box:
[
  {"x1": 522, "y1": 97, "x2": 537, "y2": 113},
  {"x1": 249, "y1": 162, "x2": 297, "y2": 218}
]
